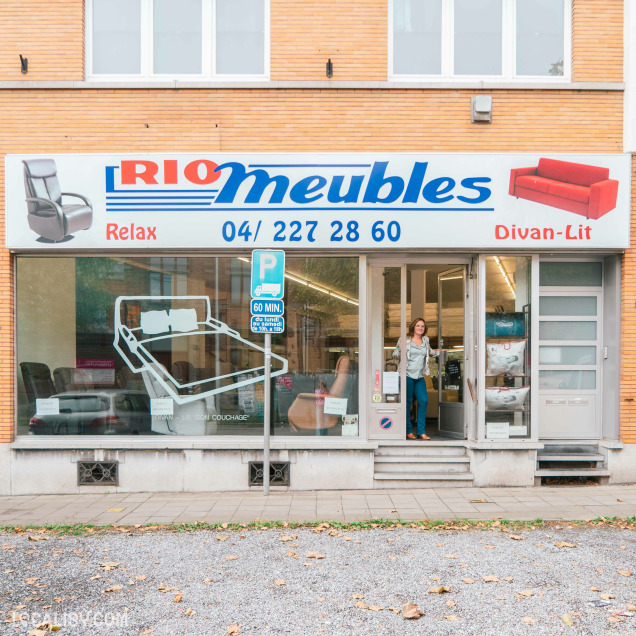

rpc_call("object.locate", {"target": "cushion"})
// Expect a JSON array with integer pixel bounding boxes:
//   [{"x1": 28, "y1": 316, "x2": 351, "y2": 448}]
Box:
[
  {"x1": 140, "y1": 310, "x2": 171, "y2": 334},
  {"x1": 537, "y1": 158, "x2": 609, "y2": 187},
  {"x1": 169, "y1": 308, "x2": 199, "y2": 333},
  {"x1": 515, "y1": 175, "x2": 552, "y2": 194},
  {"x1": 547, "y1": 180, "x2": 590, "y2": 204}
]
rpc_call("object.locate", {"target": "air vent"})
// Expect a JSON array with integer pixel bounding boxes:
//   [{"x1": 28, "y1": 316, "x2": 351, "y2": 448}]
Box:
[
  {"x1": 78, "y1": 461, "x2": 119, "y2": 486},
  {"x1": 249, "y1": 461, "x2": 290, "y2": 487}
]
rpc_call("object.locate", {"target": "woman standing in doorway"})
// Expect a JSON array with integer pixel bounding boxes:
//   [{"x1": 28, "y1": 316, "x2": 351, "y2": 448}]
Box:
[{"x1": 393, "y1": 318, "x2": 439, "y2": 440}]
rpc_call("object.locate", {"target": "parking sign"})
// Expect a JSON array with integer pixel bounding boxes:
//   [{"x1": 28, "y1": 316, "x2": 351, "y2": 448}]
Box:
[{"x1": 251, "y1": 250, "x2": 285, "y2": 299}]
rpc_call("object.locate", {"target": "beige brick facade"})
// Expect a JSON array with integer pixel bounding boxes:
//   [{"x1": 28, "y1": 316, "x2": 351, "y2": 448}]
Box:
[{"x1": 0, "y1": 0, "x2": 631, "y2": 448}]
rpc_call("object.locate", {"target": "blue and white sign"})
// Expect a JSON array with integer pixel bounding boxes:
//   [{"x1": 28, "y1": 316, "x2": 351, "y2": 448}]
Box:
[
  {"x1": 250, "y1": 316, "x2": 285, "y2": 334},
  {"x1": 251, "y1": 250, "x2": 285, "y2": 299},
  {"x1": 250, "y1": 299, "x2": 284, "y2": 316}
]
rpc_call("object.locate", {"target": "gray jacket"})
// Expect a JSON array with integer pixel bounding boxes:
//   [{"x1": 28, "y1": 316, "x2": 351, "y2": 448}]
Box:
[{"x1": 392, "y1": 336, "x2": 438, "y2": 378}]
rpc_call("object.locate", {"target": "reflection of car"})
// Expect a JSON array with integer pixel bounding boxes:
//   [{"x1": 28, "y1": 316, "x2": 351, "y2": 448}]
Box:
[{"x1": 28, "y1": 390, "x2": 151, "y2": 435}]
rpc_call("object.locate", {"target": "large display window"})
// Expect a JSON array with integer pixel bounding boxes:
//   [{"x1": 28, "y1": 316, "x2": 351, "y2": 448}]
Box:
[{"x1": 16, "y1": 256, "x2": 359, "y2": 437}]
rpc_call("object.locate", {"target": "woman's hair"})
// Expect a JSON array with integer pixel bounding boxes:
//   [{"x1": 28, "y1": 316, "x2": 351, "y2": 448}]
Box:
[{"x1": 408, "y1": 317, "x2": 428, "y2": 338}]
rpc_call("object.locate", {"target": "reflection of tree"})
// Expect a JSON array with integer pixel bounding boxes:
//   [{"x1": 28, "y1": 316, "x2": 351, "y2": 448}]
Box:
[{"x1": 549, "y1": 59, "x2": 563, "y2": 76}]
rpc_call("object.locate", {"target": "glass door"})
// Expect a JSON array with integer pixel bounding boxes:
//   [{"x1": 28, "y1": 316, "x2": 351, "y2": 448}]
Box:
[
  {"x1": 367, "y1": 265, "x2": 406, "y2": 440},
  {"x1": 438, "y1": 267, "x2": 466, "y2": 438}
]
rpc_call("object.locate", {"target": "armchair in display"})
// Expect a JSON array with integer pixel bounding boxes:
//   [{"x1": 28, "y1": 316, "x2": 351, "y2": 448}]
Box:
[
  {"x1": 53, "y1": 367, "x2": 94, "y2": 393},
  {"x1": 287, "y1": 356, "x2": 350, "y2": 432},
  {"x1": 20, "y1": 362, "x2": 56, "y2": 416},
  {"x1": 23, "y1": 158, "x2": 93, "y2": 242}
]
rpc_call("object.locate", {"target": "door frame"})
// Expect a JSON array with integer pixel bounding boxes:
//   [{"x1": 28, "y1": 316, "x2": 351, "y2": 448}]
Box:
[{"x1": 365, "y1": 255, "x2": 474, "y2": 442}]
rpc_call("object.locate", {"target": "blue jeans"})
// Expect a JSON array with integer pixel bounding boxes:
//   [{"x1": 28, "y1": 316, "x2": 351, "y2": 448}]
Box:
[{"x1": 406, "y1": 376, "x2": 428, "y2": 436}]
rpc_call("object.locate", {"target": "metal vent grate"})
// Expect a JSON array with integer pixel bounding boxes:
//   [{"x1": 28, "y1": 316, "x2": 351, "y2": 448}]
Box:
[
  {"x1": 249, "y1": 462, "x2": 290, "y2": 486},
  {"x1": 78, "y1": 461, "x2": 119, "y2": 486}
]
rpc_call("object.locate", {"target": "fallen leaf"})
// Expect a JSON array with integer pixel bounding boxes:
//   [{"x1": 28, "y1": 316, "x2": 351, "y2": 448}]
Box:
[
  {"x1": 445, "y1": 615, "x2": 461, "y2": 621},
  {"x1": 518, "y1": 590, "x2": 533, "y2": 597},
  {"x1": 225, "y1": 555, "x2": 238, "y2": 561},
  {"x1": 483, "y1": 576, "x2": 500, "y2": 583},
  {"x1": 280, "y1": 535, "x2": 297, "y2": 542},
  {"x1": 428, "y1": 586, "x2": 451, "y2": 594},
  {"x1": 24, "y1": 549, "x2": 36, "y2": 555},
  {"x1": 562, "y1": 614, "x2": 574, "y2": 626},
  {"x1": 523, "y1": 617, "x2": 535, "y2": 624},
  {"x1": 5, "y1": 611, "x2": 24, "y2": 623},
  {"x1": 100, "y1": 561, "x2": 120, "y2": 570},
  {"x1": 173, "y1": 593, "x2": 183, "y2": 603},
  {"x1": 307, "y1": 552, "x2": 325, "y2": 559},
  {"x1": 601, "y1": 594, "x2": 615, "y2": 600},
  {"x1": 462, "y1": 578, "x2": 475, "y2": 584},
  {"x1": 351, "y1": 594, "x2": 364, "y2": 600},
  {"x1": 274, "y1": 580, "x2": 286, "y2": 586},
  {"x1": 504, "y1": 576, "x2": 514, "y2": 582},
  {"x1": 608, "y1": 616, "x2": 624, "y2": 623},
  {"x1": 470, "y1": 499, "x2": 487, "y2": 503},
  {"x1": 444, "y1": 554, "x2": 459, "y2": 559},
  {"x1": 509, "y1": 534, "x2": 524, "y2": 541},
  {"x1": 402, "y1": 602, "x2": 423, "y2": 619},
  {"x1": 589, "y1": 587, "x2": 601, "y2": 592},
  {"x1": 446, "y1": 600, "x2": 456, "y2": 607},
  {"x1": 368, "y1": 605, "x2": 383, "y2": 611},
  {"x1": 107, "y1": 508, "x2": 124, "y2": 512},
  {"x1": 227, "y1": 623, "x2": 240, "y2": 635},
  {"x1": 618, "y1": 570, "x2": 632, "y2": 577},
  {"x1": 216, "y1": 535, "x2": 230, "y2": 542},
  {"x1": 135, "y1": 575, "x2": 146, "y2": 581},
  {"x1": 204, "y1": 578, "x2": 213, "y2": 584},
  {"x1": 157, "y1": 583, "x2": 179, "y2": 593},
  {"x1": 184, "y1": 608, "x2": 195, "y2": 616},
  {"x1": 354, "y1": 601, "x2": 367, "y2": 609},
  {"x1": 24, "y1": 578, "x2": 39, "y2": 585},
  {"x1": 554, "y1": 541, "x2": 577, "y2": 549},
  {"x1": 484, "y1": 545, "x2": 496, "y2": 550},
  {"x1": 286, "y1": 550, "x2": 299, "y2": 560},
  {"x1": 27, "y1": 536, "x2": 48, "y2": 542},
  {"x1": 627, "y1": 604, "x2": 636, "y2": 612},
  {"x1": 317, "y1": 597, "x2": 325, "y2": 602},
  {"x1": 103, "y1": 585, "x2": 122, "y2": 593}
]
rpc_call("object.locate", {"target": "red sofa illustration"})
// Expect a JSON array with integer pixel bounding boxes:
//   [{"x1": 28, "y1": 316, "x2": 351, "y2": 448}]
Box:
[{"x1": 509, "y1": 158, "x2": 618, "y2": 220}]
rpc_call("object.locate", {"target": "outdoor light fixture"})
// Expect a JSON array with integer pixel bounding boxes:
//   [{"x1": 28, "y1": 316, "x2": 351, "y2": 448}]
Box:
[
  {"x1": 326, "y1": 59, "x2": 333, "y2": 78},
  {"x1": 19, "y1": 55, "x2": 28, "y2": 74},
  {"x1": 471, "y1": 95, "x2": 492, "y2": 123}
]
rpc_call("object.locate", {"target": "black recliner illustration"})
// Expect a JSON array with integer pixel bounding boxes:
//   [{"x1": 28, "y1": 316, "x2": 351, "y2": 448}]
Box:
[{"x1": 23, "y1": 159, "x2": 93, "y2": 242}]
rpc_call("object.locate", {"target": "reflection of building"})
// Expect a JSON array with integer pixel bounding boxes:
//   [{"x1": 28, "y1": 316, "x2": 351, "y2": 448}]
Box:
[{"x1": 2, "y1": 0, "x2": 635, "y2": 493}]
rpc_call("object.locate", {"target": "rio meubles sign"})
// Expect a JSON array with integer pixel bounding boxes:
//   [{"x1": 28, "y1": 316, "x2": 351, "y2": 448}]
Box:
[{"x1": 5, "y1": 153, "x2": 631, "y2": 250}]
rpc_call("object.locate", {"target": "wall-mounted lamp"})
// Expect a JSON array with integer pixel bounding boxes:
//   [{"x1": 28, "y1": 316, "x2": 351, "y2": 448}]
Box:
[
  {"x1": 326, "y1": 59, "x2": 333, "y2": 78},
  {"x1": 20, "y1": 55, "x2": 28, "y2": 74},
  {"x1": 471, "y1": 95, "x2": 492, "y2": 123}
]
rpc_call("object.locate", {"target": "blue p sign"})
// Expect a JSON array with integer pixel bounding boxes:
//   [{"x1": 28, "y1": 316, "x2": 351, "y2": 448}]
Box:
[{"x1": 251, "y1": 250, "x2": 285, "y2": 300}]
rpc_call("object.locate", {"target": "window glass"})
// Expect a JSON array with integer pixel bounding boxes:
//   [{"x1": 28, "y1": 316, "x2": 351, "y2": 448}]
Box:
[
  {"x1": 516, "y1": 0, "x2": 564, "y2": 76},
  {"x1": 454, "y1": 0, "x2": 502, "y2": 75},
  {"x1": 539, "y1": 321, "x2": 597, "y2": 341},
  {"x1": 539, "y1": 296, "x2": 597, "y2": 316},
  {"x1": 393, "y1": 0, "x2": 442, "y2": 75},
  {"x1": 485, "y1": 256, "x2": 531, "y2": 438},
  {"x1": 539, "y1": 346, "x2": 596, "y2": 365},
  {"x1": 539, "y1": 262, "x2": 602, "y2": 286},
  {"x1": 216, "y1": 0, "x2": 265, "y2": 75},
  {"x1": 153, "y1": 0, "x2": 202, "y2": 74},
  {"x1": 92, "y1": 0, "x2": 141, "y2": 74},
  {"x1": 539, "y1": 370, "x2": 596, "y2": 390},
  {"x1": 17, "y1": 257, "x2": 359, "y2": 438}
]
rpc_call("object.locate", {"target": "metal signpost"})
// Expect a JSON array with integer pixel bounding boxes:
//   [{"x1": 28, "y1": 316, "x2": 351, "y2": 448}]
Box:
[{"x1": 250, "y1": 250, "x2": 285, "y2": 494}]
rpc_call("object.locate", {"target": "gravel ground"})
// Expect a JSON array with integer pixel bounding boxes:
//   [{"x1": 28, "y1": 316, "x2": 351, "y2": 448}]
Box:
[{"x1": 1, "y1": 525, "x2": 635, "y2": 635}]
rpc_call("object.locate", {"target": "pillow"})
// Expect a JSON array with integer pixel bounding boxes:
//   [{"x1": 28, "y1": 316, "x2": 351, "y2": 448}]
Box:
[
  {"x1": 485, "y1": 386, "x2": 530, "y2": 411},
  {"x1": 140, "y1": 310, "x2": 170, "y2": 335},
  {"x1": 486, "y1": 340, "x2": 526, "y2": 376},
  {"x1": 169, "y1": 308, "x2": 199, "y2": 333}
]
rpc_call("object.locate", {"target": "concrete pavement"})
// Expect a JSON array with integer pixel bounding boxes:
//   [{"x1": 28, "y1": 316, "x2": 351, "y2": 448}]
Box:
[{"x1": 1, "y1": 484, "x2": 635, "y2": 526}]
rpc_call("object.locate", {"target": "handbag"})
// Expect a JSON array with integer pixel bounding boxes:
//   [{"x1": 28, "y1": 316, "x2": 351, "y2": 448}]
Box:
[
  {"x1": 486, "y1": 340, "x2": 526, "y2": 376},
  {"x1": 485, "y1": 386, "x2": 530, "y2": 411}
]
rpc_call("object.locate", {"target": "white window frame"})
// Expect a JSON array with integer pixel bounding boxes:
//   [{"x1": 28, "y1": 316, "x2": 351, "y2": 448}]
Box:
[
  {"x1": 86, "y1": 0, "x2": 270, "y2": 81},
  {"x1": 389, "y1": 0, "x2": 571, "y2": 82}
]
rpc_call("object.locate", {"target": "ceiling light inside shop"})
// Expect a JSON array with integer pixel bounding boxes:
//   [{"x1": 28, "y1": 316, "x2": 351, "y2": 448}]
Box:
[{"x1": 493, "y1": 256, "x2": 516, "y2": 299}]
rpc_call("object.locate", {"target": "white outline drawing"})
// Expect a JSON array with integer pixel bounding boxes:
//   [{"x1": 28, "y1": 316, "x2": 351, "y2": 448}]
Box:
[{"x1": 113, "y1": 296, "x2": 288, "y2": 405}]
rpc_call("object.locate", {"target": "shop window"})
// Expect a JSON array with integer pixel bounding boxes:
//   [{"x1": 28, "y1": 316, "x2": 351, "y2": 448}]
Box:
[
  {"x1": 484, "y1": 256, "x2": 531, "y2": 439},
  {"x1": 88, "y1": 0, "x2": 268, "y2": 79},
  {"x1": 391, "y1": 0, "x2": 570, "y2": 80},
  {"x1": 16, "y1": 256, "x2": 359, "y2": 438}
]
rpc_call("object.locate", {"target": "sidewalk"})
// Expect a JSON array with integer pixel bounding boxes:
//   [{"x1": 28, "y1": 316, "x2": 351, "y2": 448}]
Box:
[{"x1": 1, "y1": 484, "x2": 635, "y2": 527}]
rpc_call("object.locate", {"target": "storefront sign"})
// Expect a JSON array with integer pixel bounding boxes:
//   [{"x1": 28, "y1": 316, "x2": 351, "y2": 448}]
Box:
[{"x1": 6, "y1": 153, "x2": 630, "y2": 250}]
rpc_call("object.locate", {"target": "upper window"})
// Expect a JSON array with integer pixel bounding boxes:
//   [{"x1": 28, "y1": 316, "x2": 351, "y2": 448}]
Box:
[
  {"x1": 88, "y1": 0, "x2": 268, "y2": 80},
  {"x1": 391, "y1": 0, "x2": 570, "y2": 80}
]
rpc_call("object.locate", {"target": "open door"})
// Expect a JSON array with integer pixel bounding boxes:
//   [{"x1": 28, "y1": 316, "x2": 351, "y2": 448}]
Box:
[{"x1": 438, "y1": 267, "x2": 466, "y2": 439}]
